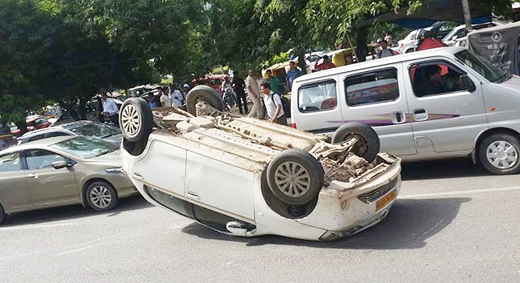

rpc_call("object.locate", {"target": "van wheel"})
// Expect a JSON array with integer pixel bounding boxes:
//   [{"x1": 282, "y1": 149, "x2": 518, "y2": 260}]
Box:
[
  {"x1": 186, "y1": 85, "x2": 225, "y2": 116},
  {"x1": 478, "y1": 134, "x2": 520, "y2": 175},
  {"x1": 86, "y1": 181, "x2": 119, "y2": 212},
  {"x1": 332, "y1": 123, "x2": 380, "y2": 163},
  {"x1": 0, "y1": 204, "x2": 5, "y2": 225},
  {"x1": 266, "y1": 149, "x2": 324, "y2": 206},
  {"x1": 119, "y1": 98, "x2": 154, "y2": 143}
]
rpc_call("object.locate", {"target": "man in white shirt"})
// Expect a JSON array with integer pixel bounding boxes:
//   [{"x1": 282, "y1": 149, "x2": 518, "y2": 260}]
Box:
[
  {"x1": 260, "y1": 83, "x2": 286, "y2": 126},
  {"x1": 160, "y1": 87, "x2": 172, "y2": 107},
  {"x1": 377, "y1": 40, "x2": 394, "y2": 58},
  {"x1": 101, "y1": 93, "x2": 119, "y2": 127},
  {"x1": 168, "y1": 83, "x2": 184, "y2": 107},
  {"x1": 245, "y1": 69, "x2": 262, "y2": 118}
]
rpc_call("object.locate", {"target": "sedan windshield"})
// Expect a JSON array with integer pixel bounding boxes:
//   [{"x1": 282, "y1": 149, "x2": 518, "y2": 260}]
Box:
[
  {"x1": 50, "y1": 136, "x2": 119, "y2": 159},
  {"x1": 455, "y1": 50, "x2": 510, "y2": 83},
  {"x1": 64, "y1": 122, "x2": 121, "y2": 139}
]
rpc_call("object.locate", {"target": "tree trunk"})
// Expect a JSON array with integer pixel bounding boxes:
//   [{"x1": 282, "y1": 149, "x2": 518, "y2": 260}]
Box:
[
  {"x1": 355, "y1": 27, "x2": 368, "y2": 63},
  {"x1": 15, "y1": 121, "x2": 28, "y2": 136}
]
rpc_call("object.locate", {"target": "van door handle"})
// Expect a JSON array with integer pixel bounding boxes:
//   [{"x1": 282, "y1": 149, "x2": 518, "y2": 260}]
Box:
[
  {"x1": 28, "y1": 173, "x2": 39, "y2": 179},
  {"x1": 132, "y1": 172, "x2": 144, "y2": 180},
  {"x1": 413, "y1": 109, "x2": 428, "y2": 122},
  {"x1": 187, "y1": 191, "x2": 200, "y2": 200},
  {"x1": 392, "y1": 111, "x2": 406, "y2": 124}
]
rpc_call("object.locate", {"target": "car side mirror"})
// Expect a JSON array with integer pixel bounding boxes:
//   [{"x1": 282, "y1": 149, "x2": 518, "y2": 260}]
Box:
[
  {"x1": 52, "y1": 160, "x2": 68, "y2": 169},
  {"x1": 461, "y1": 75, "x2": 476, "y2": 93}
]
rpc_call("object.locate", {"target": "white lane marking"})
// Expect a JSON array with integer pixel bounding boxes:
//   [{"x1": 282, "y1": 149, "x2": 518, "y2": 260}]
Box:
[
  {"x1": 55, "y1": 242, "x2": 107, "y2": 256},
  {"x1": 399, "y1": 186, "x2": 520, "y2": 199},
  {"x1": 0, "y1": 222, "x2": 76, "y2": 232}
]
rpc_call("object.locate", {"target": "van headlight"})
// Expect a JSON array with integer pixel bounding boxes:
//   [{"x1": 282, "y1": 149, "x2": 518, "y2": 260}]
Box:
[{"x1": 105, "y1": 167, "x2": 124, "y2": 173}]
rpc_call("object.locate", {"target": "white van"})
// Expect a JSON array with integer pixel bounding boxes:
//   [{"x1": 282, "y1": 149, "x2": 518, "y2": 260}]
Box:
[{"x1": 291, "y1": 47, "x2": 520, "y2": 174}]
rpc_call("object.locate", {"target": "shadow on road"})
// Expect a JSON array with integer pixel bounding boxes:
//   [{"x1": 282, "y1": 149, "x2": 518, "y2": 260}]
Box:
[
  {"x1": 181, "y1": 197, "x2": 470, "y2": 249},
  {"x1": 401, "y1": 158, "x2": 488, "y2": 180},
  {"x1": 1, "y1": 195, "x2": 151, "y2": 227}
]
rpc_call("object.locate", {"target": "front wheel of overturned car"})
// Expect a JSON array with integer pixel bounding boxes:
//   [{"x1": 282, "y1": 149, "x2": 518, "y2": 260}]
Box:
[
  {"x1": 478, "y1": 133, "x2": 520, "y2": 175},
  {"x1": 332, "y1": 122, "x2": 380, "y2": 163},
  {"x1": 85, "y1": 181, "x2": 119, "y2": 212},
  {"x1": 267, "y1": 149, "x2": 324, "y2": 206},
  {"x1": 119, "y1": 98, "x2": 154, "y2": 143},
  {"x1": 186, "y1": 85, "x2": 225, "y2": 116}
]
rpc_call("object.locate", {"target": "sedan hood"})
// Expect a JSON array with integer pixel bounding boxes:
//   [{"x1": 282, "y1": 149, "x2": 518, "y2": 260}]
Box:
[{"x1": 85, "y1": 149, "x2": 123, "y2": 167}]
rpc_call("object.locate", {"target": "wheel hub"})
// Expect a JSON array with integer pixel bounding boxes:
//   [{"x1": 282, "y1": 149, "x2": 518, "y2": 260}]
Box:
[
  {"x1": 486, "y1": 140, "x2": 518, "y2": 169},
  {"x1": 274, "y1": 161, "x2": 311, "y2": 198},
  {"x1": 90, "y1": 186, "x2": 112, "y2": 209},
  {"x1": 121, "y1": 104, "x2": 142, "y2": 139}
]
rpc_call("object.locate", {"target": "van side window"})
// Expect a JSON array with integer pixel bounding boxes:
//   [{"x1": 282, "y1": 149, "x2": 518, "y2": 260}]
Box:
[
  {"x1": 345, "y1": 68, "x2": 399, "y2": 106},
  {"x1": 297, "y1": 81, "x2": 337, "y2": 113},
  {"x1": 410, "y1": 62, "x2": 468, "y2": 97}
]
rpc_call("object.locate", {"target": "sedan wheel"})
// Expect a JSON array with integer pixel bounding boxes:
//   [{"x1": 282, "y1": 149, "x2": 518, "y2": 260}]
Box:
[
  {"x1": 86, "y1": 181, "x2": 118, "y2": 212},
  {"x1": 479, "y1": 133, "x2": 520, "y2": 175},
  {"x1": 119, "y1": 98, "x2": 154, "y2": 143}
]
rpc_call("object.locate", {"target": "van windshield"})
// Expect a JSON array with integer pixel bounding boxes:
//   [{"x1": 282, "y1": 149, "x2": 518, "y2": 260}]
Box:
[{"x1": 455, "y1": 50, "x2": 511, "y2": 83}]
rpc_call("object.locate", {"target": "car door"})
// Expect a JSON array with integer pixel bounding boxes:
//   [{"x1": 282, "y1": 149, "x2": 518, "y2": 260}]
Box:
[
  {"x1": 404, "y1": 59, "x2": 487, "y2": 154},
  {"x1": 340, "y1": 65, "x2": 417, "y2": 156},
  {"x1": 22, "y1": 149, "x2": 80, "y2": 207},
  {"x1": 0, "y1": 151, "x2": 32, "y2": 212},
  {"x1": 185, "y1": 151, "x2": 255, "y2": 224}
]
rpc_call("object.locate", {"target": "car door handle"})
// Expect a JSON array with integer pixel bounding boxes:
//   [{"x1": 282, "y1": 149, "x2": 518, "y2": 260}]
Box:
[
  {"x1": 187, "y1": 191, "x2": 200, "y2": 200},
  {"x1": 132, "y1": 172, "x2": 144, "y2": 180},
  {"x1": 28, "y1": 173, "x2": 39, "y2": 179},
  {"x1": 413, "y1": 109, "x2": 428, "y2": 122},
  {"x1": 391, "y1": 111, "x2": 406, "y2": 124}
]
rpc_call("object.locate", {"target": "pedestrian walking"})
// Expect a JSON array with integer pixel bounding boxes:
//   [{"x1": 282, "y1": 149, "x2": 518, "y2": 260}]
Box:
[
  {"x1": 245, "y1": 69, "x2": 262, "y2": 118},
  {"x1": 260, "y1": 83, "x2": 287, "y2": 126},
  {"x1": 233, "y1": 72, "x2": 248, "y2": 115}
]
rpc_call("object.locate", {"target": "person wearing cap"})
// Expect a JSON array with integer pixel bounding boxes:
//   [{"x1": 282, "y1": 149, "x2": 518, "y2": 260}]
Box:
[
  {"x1": 286, "y1": 60, "x2": 302, "y2": 92},
  {"x1": 314, "y1": 55, "x2": 335, "y2": 71},
  {"x1": 377, "y1": 39, "x2": 394, "y2": 58}
]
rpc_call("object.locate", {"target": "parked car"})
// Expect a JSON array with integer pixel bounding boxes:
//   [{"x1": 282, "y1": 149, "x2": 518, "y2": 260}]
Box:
[
  {"x1": 119, "y1": 91, "x2": 402, "y2": 241},
  {"x1": 0, "y1": 136, "x2": 138, "y2": 224},
  {"x1": 18, "y1": 120, "x2": 122, "y2": 145},
  {"x1": 397, "y1": 27, "x2": 432, "y2": 54},
  {"x1": 11, "y1": 115, "x2": 52, "y2": 137},
  {"x1": 192, "y1": 74, "x2": 229, "y2": 94},
  {"x1": 291, "y1": 46, "x2": 520, "y2": 175},
  {"x1": 442, "y1": 22, "x2": 505, "y2": 46}
]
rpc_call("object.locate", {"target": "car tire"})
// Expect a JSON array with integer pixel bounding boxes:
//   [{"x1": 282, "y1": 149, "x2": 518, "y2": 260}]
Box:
[
  {"x1": 119, "y1": 98, "x2": 154, "y2": 143},
  {"x1": 266, "y1": 149, "x2": 324, "y2": 206},
  {"x1": 478, "y1": 133, "x2": 520, "y2": 175},
  {"x1": 405, "y1": 49, "x2": 414, "y2": 53},
  {"x1": 0, "y1": 203, "x2": 5, "y2": 225},
  {"x1": 186, "y1": 85, "x2": 225, "y2": 115},
  {"x1": 332, "y1": 122, "x2": 380, "y2": 163},
  {"x1": 85, "y1": 181, "x2": 119, "y2": 212}
]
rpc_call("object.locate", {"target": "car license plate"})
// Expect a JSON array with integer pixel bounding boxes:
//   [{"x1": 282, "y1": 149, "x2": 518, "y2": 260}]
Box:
[{"x1": 376, "y1": 189, "x2": 397, "y2": 211}]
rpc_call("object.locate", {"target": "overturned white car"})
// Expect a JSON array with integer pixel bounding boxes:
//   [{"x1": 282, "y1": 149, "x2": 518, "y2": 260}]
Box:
[{"x1": 119, "y1": 86, "x2": 401, "y2": 241}]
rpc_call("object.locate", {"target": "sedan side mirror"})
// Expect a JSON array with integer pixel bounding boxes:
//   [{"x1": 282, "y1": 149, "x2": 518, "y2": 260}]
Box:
[
  {"x1": 461, "y1": 75, "x2": 477, "y2": 93},
  {"x1": 52, "y1": 160, "x2": 68, "y2": 169}
]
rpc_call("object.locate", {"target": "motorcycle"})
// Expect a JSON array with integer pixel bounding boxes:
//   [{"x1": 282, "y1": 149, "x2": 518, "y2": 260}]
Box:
[{"x1": 221, "y1": 87, "x2": 237, "y2": 111}]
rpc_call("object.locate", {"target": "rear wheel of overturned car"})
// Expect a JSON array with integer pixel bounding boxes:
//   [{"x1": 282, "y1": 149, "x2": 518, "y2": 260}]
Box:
[
  {"x1": 267, "y1": 149, "x2": 324, "y2": 206},
  {"x1": 186, "y1": 85, "x2": 225, "y2": 115},
  {"x1": 119, "y1": 98, "x2": 154, "y2": 143},
  {"x1": 478, "y1": 133, "x2": 520, "y2": 175},
  {"x1": 85, "y1": 181, "x2": 119, "y2": 212},
  {"x1": 332, "y1": 122, "x2": 380, "y2": 163}
]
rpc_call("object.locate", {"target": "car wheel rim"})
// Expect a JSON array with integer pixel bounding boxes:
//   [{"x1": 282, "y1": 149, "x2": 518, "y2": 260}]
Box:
[
  {"x1": 90, "y1": 185, "x2": 112, "y2": 209},
  {"x1": 121, "y1": 104, "x2": 141, "y2": 139},
  {"x1": 274, "y1": 161, "x2": 311, "y2": 198},
  {"x1": 486, "y1": 140, "x2": 519, "y2": 169}
]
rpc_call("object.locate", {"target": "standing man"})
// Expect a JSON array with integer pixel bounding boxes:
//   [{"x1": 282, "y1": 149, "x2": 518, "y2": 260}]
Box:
[
  {"x1": 264, "y1": 69, "x2": 282, "y2": 95},
  {"x1": 245, "y1": 69, "x2": 261, "y2": 118},
  {"x1": 160, "y1": 86, "x2": 172, "y2": 107},
  {"x1": 314, "y1": 55, "x2": 335, "y2": 71},
  {"x1": 377, "y1": 39, "x2": 394, "y2": 58},
  {"x1": 232, "y1": 72, "x2": 248, "y2": 115},
  {"x1": 101, "y1": 92, "x2": 119, "y2": 127},
  {"x1": 286, "y1": 60, "x2": 302, "y2": 92},
  {"x1": 260, "y1": 83, "x2": 287, "y2": 126}
]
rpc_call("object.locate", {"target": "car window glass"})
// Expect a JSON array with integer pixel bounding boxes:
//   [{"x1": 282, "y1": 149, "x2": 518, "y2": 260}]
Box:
[
  {"x1": 45, "y1": 132, "x2": 70, "y2": 138},
  {"x1": 345, "y1": 68, "x2": 399, "y2": 106},
  {"x1": 28, "y1": 134, "x2": 45, "y2": 142},
  {"x1": 34, "y1": 118, "x2": 48, "y2": 126},
  {"x1": 297, "y1": 81, "x2": 337, "y2": 113},
  {"x1": 25, "y1": 149, "x2": 67, "y2": 170},
  {"x1": 409, "y1": 61, "x2": 468, "y2": 97},
  {"x1": 0, "y1": 152, "x2": 21, "y2": 173},
  {"x1": 50, "y1": 136, "x2": 118, "y2": 159},
  {"x1": 64, "y1": 123, "x2": 121, "y2": 139}
]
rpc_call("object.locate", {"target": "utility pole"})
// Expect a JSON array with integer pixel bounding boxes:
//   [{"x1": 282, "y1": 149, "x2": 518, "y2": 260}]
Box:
[{"x1": 461, "y1": 0, "x2": 472, "y2": 31}]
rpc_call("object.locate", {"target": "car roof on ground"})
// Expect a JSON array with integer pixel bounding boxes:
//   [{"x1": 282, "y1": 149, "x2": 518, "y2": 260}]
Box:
[
  {"x1": 294, "y1": 46, "x2": 465, "y2": 84},
  {"x1": 0, "y1": 136, "x2": 75, "y2": 154}
]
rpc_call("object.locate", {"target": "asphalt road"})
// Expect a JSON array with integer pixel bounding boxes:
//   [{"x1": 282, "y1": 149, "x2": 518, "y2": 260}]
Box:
[{"x1": 1, "y1": 158, "x2": 520, "y2": 283}]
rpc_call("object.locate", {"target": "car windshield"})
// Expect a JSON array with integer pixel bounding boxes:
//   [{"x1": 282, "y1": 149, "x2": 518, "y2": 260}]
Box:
[
  {"x1": 50, "y1": 136, "x2": 119, "y2": 159},
  {"x1": 454, "y1": 50, "x2": 510, "y2": 83},
  {"x1": 64, "y1": 122, "x2": 121, "y2": 139}
]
